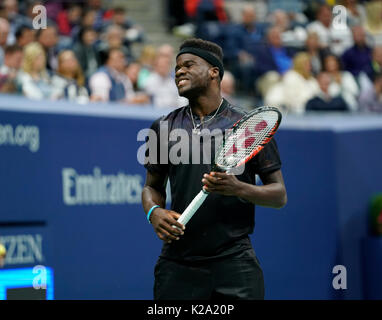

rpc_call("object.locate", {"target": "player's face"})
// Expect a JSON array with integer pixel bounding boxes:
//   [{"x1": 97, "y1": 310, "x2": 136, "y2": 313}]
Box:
[{"x1": 175, "y1": 53, "x2": 211, "y2": 98}]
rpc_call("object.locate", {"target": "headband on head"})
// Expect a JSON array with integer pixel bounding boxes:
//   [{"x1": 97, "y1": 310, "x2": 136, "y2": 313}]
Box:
[{"x1": 176, "y1": 47, "x2": 224, "y2": 79}]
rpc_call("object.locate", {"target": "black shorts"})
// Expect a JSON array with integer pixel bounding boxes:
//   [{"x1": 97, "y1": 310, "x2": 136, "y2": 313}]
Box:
[{"x1": 153, "y1": 248, "x2": 265, "y2": 300}]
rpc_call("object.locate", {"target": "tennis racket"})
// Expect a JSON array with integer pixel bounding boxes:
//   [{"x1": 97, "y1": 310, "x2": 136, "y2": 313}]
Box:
[{"x1": 177, "y1": 106, "x2": 282, "y2": 226}]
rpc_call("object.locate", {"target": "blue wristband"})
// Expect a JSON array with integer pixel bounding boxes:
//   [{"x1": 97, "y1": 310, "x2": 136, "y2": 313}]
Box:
[{"x1": 147, "y1": 205, "x2": 160, "y2": 224}]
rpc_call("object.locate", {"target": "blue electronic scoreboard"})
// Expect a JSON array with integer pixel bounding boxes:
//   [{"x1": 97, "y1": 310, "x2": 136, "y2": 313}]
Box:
[{"x1": 0, "y1": 267, "x2": 54, "y2": 300}]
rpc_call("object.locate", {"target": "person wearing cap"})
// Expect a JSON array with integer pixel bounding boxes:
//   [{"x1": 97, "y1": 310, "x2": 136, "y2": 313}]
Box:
[{"x1": 141, "y1": 38, "x2": 287, "y2": 300}]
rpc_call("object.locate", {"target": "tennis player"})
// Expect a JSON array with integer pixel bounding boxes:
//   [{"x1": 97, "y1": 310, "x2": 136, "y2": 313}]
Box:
[{"x1": 141, "y1": 38, "x2": 287, "y2": 300}]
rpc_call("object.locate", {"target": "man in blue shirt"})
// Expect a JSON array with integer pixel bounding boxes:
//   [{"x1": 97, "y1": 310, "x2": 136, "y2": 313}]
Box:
[
  {"x1": 255, "y1": 26, "x2": 294, "y2": 77},
  {"x1": 341, "y1": 25, "x2": 372, "y2": 78},
  {"x1": 223, "y1": 5, "x2": 269, "y2": 94}
]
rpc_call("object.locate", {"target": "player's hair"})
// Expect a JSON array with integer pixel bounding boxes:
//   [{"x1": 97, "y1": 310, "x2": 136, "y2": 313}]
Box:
[{"x1": 179, "y1": 38, "x2": 223, "y2": 63}]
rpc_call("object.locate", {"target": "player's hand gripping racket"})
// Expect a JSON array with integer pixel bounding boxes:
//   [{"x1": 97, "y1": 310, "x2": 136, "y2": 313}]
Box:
[{"x1": 176, "y1": 106, "x2": 282, "y2": 227}]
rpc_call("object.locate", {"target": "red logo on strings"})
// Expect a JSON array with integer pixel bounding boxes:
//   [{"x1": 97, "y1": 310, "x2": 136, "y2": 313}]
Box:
[
  {"x1": 225, "y1": 120, "x2": 268, "y2": 156},
  {"x1": 255, "y1": 120, "x2": 268, "y2": 132}
]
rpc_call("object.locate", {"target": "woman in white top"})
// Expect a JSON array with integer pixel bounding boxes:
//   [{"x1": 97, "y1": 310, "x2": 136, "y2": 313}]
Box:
[
  {"x1": 265, "y1": 52, "x2": 320, "y2": 114},
  {"x1": 322, "y1": 54, "x2": 360, "y2": 111},
  {"x1": 16, "y1": 42, "x2": 59, "y2": 100}
]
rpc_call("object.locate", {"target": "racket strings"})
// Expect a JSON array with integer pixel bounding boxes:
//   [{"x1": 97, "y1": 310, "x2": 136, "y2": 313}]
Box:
[{"x1": 215, "y1": 111, "x2": 279, "y2": 168}]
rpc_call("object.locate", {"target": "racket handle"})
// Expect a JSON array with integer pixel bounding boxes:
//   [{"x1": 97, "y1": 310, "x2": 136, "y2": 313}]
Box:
[{"x1": 177, "y1": 190, "x2": 209, "y2": 226}]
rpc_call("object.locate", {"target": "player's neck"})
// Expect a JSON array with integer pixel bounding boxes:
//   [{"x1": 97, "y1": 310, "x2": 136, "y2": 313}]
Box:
[{"x1": 189, "y1": 93, "x2": 222, "y2": 119}]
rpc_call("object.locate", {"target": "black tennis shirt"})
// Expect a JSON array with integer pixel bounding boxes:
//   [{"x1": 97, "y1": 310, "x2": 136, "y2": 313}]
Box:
[{"x1": 144, "y1": 99, "x2": 282, "y2": 262}]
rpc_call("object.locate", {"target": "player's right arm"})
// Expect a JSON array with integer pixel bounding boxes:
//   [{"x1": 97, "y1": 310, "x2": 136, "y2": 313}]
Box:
[{"x1": 142, "y1": 170, "x2": 185, "y2": 243}]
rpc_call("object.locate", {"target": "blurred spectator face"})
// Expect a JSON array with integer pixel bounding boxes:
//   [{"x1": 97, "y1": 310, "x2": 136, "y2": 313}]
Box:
[
  {"x1": 82, "y1": 29, "x2": 97, "y2": 46},
  {"x1": 221, "y1": 72, "x2": 235, "y2": 96},
  {"x1": 106, "y1": 26, "x2": 124, "y2": 48},
  {"x1": 17, "y1": 28, "x2": 36, "y2": 47},
  {"x1": 113, "y1": 9, "x2": 126, "y2": 25},
  {"x1": 139, "y1": 45, "x2": 156, "y2": 67},
  {"x1": 317, "y1": 72, "x2": 331, "y2": 93},
  {"x1": 293, "y1": 52, "x2": 312, "y2": 78},
  {"x1": 87, "y1": 0, "x2": 102, "y2": 10},
  {"x1": 324, "y1": 55, "x2": 340, "y2": 73},
  {"x1": 58, "y1": 50, "x2": 80, "y2": 77},
  {"x1": 317, "y1": 5, "x2": 332, "y2": 27},
  {"x1": 157, "y1": 44, "x2": 174, "y2": 60},
  {"x1": 83, "y1": 10, "x2": 97, "y2": 28},
  {"x1": 352, "y1": 26, "x2": 366, "y2": 46},
  {"x1": 154, "y1": 55, "x2": 171, "y2": 78},
  {"x1": 306, "y1": 32, "x2": 320, "y2": 51},
  {"x1": 58, "y1": 50, "x2": 85, "y2": 86},
  {"x1": 303, "y1": 58, "x2": 311, "y2": 74},
  {"x1": 373, "y1": 47, "x2": 382, "y2": 64},
  {"x1": 38, "y1": 27, "x2": 58, "y2": 49},
  {"x1": 33, "y1": 54, "x2": 46, "y2": 73},
  {"x1": 107, "y1": 49, "x2": 126, "y2": 73},
  {"x1": 4, "y1": 49, "x2": 23, "y2": 69},
  {"x1": 4, "y1": 0, "x2": 18, "y2": 17},
  {"x1": 0, "y1": 18, "x2": 10, "y2": 47},
  {"x1": 242, "y1": 6, "x2": 256, "y2": 26},
  {"x1": 126, "y1": 62, "x2": 141, "y2": 85},
  {"x1": 273, "y1": 10, "x2": 289, "y2": 31},
  {"x1": 267, "y1": 27, "x2": 282, "y2": 47},
  {"x1": 22, "y1": 42, "x2": 46, "y2": 75},
  {"x1": 68, "y1": 5, "x2": 82, "y2": 24}
]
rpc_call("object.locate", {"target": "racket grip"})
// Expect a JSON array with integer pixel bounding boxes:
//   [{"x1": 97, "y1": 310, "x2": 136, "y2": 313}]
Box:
[{"x1": 177, "y1": 190, "x2": 209, "y2": 226}]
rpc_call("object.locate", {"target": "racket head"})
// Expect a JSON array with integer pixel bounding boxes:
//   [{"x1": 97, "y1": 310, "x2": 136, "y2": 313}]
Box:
[{"x1": 213, "y1": 106, "x2": 282, "y2": 171}]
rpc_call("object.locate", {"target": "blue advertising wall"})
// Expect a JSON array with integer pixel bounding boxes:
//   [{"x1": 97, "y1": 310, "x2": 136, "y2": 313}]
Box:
[{"x1": 0, "y1": 95, "x2": 381, "y2": 299}]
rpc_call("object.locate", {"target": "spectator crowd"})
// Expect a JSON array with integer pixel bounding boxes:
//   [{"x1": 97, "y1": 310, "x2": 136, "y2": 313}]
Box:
[
  {"x1": 0, "y1": 0, "x2": 381, "y2": 113},
  {"x1": 0, "y1": 0, "x2": 186, "y2": 109},
  {"x1": 168, "y1": 0, "x2": 382, "y2": 113}
]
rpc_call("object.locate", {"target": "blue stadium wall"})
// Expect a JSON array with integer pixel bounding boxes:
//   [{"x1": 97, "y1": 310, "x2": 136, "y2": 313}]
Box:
[{"x1": 0, "y1": 95, "x2": 381, "y2": 300}]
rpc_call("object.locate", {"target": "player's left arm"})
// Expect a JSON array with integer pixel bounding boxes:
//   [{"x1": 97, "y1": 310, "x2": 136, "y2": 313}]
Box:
[{"x1": 202, "y1": 169, "x2": 287, "y2": 209}]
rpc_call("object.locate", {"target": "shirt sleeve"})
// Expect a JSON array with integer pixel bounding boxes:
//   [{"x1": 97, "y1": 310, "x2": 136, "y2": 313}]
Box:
[
  {"x1": 250, "y1": 137, "x2": 282, "y2": 175},
  {"x1": 143, "y1": 117, "x2": 169, "y2": 175},
  {"x1": 89, "y1": 72, "x2": 111, "y2": 101},
  {"x1": 17, "y1": 73, "x2": 44, "y2": 100}
]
